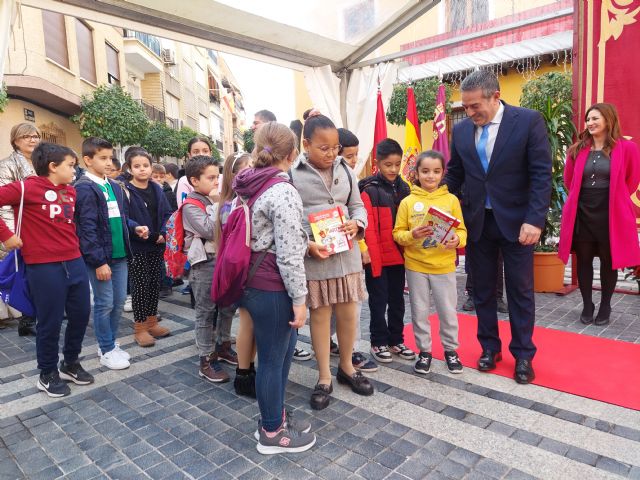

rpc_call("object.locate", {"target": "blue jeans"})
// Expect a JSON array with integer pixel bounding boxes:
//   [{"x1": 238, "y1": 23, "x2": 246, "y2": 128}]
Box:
[
  {"x1": 240, "y1": 288, "x2": 297, "y2": 432},
  {"x1": 26, "y1": 258, "x2": 91, "y2": 373},
  {"x1": 87, "y1": 258, "x2": 128, "y2": 354}
]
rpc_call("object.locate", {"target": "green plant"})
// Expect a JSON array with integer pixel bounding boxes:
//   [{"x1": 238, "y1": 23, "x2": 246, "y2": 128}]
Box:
[
  {"x1": 0, "y1": 83, "x2": 8, "y2": 113},
  {"x1": 72, "y1": 85, "x2": 148, "y2": 146},
  {"x1": 520, "y1": 72, "x2": 576, "y2": 252},
  {"x1": 386, "y1": 78, "x2": 452, "y2": 126},
  {"x1": 243, "y1": 128, "x2": 254, "y2": 153},
  {"x1": 141, "y1": 122, "x2": 182, "y2": 161}
]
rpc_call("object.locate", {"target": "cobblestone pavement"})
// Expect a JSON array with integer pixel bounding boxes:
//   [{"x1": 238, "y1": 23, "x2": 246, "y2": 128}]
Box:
[{"x1": 0, "y1": 272, "x2": 638, "y2": 479}]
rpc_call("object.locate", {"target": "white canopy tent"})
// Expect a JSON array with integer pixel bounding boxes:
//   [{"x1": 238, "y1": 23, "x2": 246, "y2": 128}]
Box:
[
  {"x1": 0, "y1": 0, "x2": 573, "y2": 174},
  {"x1": 3, "y1": 0, "x2": 442, "y2": 173}
]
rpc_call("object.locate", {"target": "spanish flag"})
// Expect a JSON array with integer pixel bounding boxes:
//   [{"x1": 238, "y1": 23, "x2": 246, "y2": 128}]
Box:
[{"x1": 400, "y1": 86, "x2": 422, "y2": 183}]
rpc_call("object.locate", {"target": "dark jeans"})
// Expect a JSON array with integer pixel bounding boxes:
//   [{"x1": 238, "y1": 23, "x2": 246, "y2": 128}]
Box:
[
  {"x1": 26, "y1": 258, "x2": 91, "y2": 373},
  {"x1": 240, "y1": 288, "x2": 296, "y2": 432},
  {"x1": 466, "y1": 245, "x2": 505, "y2": 299},
  {"x1": 469, "y1": 211, "x2": 536, "y2": 360},
  {"x1": 365, "y1": 264, "x2": 406, "y2": 347}
]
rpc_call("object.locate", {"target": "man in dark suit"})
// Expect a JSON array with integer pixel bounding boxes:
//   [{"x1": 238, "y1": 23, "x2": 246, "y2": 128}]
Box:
[{"x1": 444, "y1": 70, "x2": 551, "y2": 384}]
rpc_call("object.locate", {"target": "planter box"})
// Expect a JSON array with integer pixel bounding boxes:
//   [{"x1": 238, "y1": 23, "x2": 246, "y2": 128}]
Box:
[{"x1": 533, "y1": 251, "x2": 565, "y2": 293}]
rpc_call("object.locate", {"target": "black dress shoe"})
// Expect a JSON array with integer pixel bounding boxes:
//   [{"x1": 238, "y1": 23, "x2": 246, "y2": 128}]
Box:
[
  {"x1": 594, "y1": 304, "x2": 611, "y2": 326},
  {"x1": 514, "y1": 359, "x2": 535, "y2": 384},
  {"x1": 336, "y1": 367, "x2": 374, "y2": 396},
  {"x1": 310, "y1": 383, "x2": 333, "y2": 410},
  {"x1": 580, "y1": 302, "x2": 595, "y2": 325},
  {"x1": 478, "y1": 350, "x2": 502, "y2": 371}
]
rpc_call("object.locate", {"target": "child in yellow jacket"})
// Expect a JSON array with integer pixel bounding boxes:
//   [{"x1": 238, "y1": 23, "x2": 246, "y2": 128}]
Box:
[{"x1": 393, "y1": 150, "x2": 467, "y2": 375}]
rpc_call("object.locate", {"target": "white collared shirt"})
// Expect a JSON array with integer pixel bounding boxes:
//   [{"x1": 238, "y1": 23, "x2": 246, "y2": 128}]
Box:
[
  {"x1": 474, "y1": 102, "x2": 505, "y2": 163},
  {"x1": 84, "y1": 171, "x2": 108, "y2": 186}
]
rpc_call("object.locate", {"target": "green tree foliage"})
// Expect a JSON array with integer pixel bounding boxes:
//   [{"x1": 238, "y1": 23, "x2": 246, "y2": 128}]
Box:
[
  {"x1": 72, "y1": 85, "x2": 148, "y2": 146},
  {"x1": 243, "y1": 128, "x2": 254, "y2": 153},
  {"x1": 520, "y1": 72, "x2": 575, "y2": 251},
  {"x1": 386, "y1": 78, "x2": 452, "y2": 126},
  {"x1": 520, "y1": 72, "x2": 572, "y2": 113},
  {"x1": 0, "y1": 83, "x2": 8, "y2": 113},
  {"x1": 141, "y1": 122, "x2": 182, "y2": 161}
]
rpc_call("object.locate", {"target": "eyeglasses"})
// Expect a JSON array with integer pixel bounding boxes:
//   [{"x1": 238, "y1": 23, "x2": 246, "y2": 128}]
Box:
[
  {"x1": 19, "y1": 135, "x2": 40, "y2": 141},
  {"x1": 311, "y1": 144, "x2": 342, "y2": 155}
]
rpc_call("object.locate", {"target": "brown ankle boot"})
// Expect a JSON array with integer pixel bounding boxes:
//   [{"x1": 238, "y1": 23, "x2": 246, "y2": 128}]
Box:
[
  {"x1": 134, "y1": 320, "x2": 155, "y2": 347},
  {"x1": 147, "y1": 315, "x2": 170, "y2": 338},
  {"x1": 199, "y1": 354, "x2": 230, "y2": 383},
  {"x1": 217, "y1": 341, "x2": 238, "y2": 366}
]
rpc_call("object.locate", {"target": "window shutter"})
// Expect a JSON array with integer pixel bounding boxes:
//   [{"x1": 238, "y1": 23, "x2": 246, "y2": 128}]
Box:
[
  {"x1": 106, "y1": 43, "x2": 120, "y2": 84},
  {"x1": 42, "y1": 11, "x2": 69, "y2": 68},
  {"x1": 76, "y1": 20, "x2": 96, "y2": 84}
]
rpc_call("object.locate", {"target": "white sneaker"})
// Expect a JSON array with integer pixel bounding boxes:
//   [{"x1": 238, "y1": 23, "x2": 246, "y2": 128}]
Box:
[
  {"x1": 123, "y1": 295, "x2": 133, "y2": 312},
  {"x1": 97, "y1": 342, "x2": 130, "y2": 361},
  {"x1": 100, "y1": 348, "x2": 130, "y2": 370},
  {"x1": 114, "y1": 343, "x2": 130, "y2": 361}
]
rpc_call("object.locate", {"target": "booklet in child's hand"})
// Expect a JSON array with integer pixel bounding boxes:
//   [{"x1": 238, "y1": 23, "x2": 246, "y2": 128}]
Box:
[
  {"x1": 422, "y1": 206, "x2": 460, "y2": 247},
  {"x1": 309, "y1": 207, "x2": 352, "y2": 254}
]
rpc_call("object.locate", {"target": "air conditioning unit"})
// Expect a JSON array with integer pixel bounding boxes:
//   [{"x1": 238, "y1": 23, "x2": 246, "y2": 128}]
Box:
[{"x1": 162, "y1": 48, "x2": 176, "y2": 65}]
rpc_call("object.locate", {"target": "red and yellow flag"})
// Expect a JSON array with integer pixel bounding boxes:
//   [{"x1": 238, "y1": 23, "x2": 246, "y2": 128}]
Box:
[
  {"x1": 400, "y1": 86, "x2": 422, "y2": 183},
  {"x1": 371, "y1": 90, "x2": 387, "y2": 175},
  {"x1": 432, "y1": 84, "x2": 449, "y2": 163}
]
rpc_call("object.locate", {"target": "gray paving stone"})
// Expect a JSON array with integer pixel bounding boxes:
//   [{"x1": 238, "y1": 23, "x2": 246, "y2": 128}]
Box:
[
  {"x1": 85, "y1": 443, "x2": 125, "y2": 470},
  {"x1": 238, "y1": 467, "x2": 274, "y2": 480},
  {"x1": 595, "y1": 456, "x2": 631, "y2": 476},
  {"x1": 145, "y1": 461, "x2": 183, "y2": 479},
  {"x1": 612, "y1": 424, "x2": 640, "y2": 442},
  {"x1": 475, "y1": 458, "x2": 510, "y2": 478},
  {"x1": 485, "y1": 421, "x2": 517, "y2": 437},
  {"x1": 318, "y1": 463, "x2": 354, "y2": 479},
  {"x1": 565, "y1": 446, "x2": 599, "y2": 466},
  {"x1": 426, "y1": 438, "x2": 456, "y2": 456},
  {"x1": 447, "y1": 448, "x2": 482, "y2": 468},
  {"x1": 503, "y1": 469, "x2": 538, "y2": 480},
  {"x1": 106, "y1": 462, "x2": 146, "y2": 479},
  {"x1": 441, "y1": 406, "x2": 467, "y2": 421},
  {"x1": 351, "y1": 438, "x2": 386, "y2": 458},
  {"x1": 464, "y1": 471, "x2": 497, "y2": 480},
  {"x1": 207, "y1": 446, "x2": 238, "y2": 466},
  {"x1": 510, "y1": 429, "x2": 543, "y2": 447},
  {"x1": 436, "y1": 458, "x2": 470, "y2": 478},
  {"x1": 402, "y1": 430, "x2": 433, "y2": 446},
  {"x1": 628, "y1": 466, "x2": 640, "y2": 480},
  {"x1": 132, "y1": 450, "x2": 165, "y2": 470},
  {"x1": 396, "y1": 458, "x2": 435, "y2": 480},
  {"x1": 334, "y1": 450, "x2": 368, "y2": 472},
  {"x1": 462, "y1": 413, "x2": 492, "y2": 429}
]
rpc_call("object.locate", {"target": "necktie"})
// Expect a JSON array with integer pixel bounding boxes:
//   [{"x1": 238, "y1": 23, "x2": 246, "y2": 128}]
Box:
[{"x1": 476, "y1": 124, "x2": 491, "y2": 207}]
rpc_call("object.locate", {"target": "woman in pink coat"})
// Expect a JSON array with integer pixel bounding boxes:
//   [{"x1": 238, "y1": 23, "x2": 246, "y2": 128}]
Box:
[{"x1": 559, "y1": 103, "x2": 640, "y2": 326}]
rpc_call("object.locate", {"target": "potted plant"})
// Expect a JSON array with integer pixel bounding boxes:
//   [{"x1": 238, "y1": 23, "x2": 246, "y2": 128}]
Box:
[{"x1": 520, "y1": 72, "x2": 576, "y2": 292}]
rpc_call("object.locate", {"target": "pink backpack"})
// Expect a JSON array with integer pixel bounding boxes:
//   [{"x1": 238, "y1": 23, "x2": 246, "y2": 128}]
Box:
[{"x1": 211, "y1": 176, "x2": 287, "y2": 307}]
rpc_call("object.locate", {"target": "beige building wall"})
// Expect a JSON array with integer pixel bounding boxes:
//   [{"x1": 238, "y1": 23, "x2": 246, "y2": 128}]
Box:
[{"x1": 1, "y1": 5, "x2": 126, "y2": 159}]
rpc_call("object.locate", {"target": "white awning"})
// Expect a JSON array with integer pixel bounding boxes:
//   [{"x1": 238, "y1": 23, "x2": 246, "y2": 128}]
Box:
[{"x1": 398, "y1": 31, "x2": 573, "y2": 82}]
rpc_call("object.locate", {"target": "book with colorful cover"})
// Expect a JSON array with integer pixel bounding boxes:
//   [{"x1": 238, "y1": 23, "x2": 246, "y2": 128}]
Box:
[
  {"x1": 422, "y1": 206, "x2": 460, "y2": 248},
  {"x1": 309, "y1": 206, "x2": 352, "y2": 254}
]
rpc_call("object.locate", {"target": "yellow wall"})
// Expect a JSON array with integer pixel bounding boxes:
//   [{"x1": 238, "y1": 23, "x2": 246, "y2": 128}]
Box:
[
  {"x1": 140, "y1": 72, "x2": 164, "y2": 110},
  {"x1": 0, "y1": 100, "x2": 84, "y2": 159}
]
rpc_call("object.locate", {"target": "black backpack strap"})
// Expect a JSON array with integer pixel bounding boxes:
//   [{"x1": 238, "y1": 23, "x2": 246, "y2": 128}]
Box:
[
  {"x1": 340, "y1": 160, "x2": 353, "y2": 206},
  {"x1": 246, "y1": 250, "x2": 269, "y2": 284}
]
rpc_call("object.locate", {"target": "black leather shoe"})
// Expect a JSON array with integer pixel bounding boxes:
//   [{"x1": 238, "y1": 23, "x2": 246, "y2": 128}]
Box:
[
  {"x1": 514, "y1": 359, "x2": 535, "y2": 384},
  {"x1": 310, "y1": 383, "x2": 333, "y2": 410},
  {"x1": 580, "y1": 302, "x2": 595, "y2": 325},
  {"x1": 336, "y1": 367, "x2": 374, "y2": 396},
  {"x1": 478, "y1": 350, "x2": 502, "y2": 371},
  {"x1": 594, "y1": 304, "x2": 611, "y2": 326},
  {"x1": 18, "y1": 316, "x2": 36, "y2": 336}
]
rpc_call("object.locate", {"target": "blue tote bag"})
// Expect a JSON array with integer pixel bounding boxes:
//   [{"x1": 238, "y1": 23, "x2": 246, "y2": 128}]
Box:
[{"x1": 0, "y1": 181, "x2": 35, "y2": 317}]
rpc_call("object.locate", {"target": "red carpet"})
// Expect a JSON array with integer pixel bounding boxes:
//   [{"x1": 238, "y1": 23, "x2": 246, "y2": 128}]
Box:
[{"x1": 403, "y1": 314, "x2": 640, "y2": 410}]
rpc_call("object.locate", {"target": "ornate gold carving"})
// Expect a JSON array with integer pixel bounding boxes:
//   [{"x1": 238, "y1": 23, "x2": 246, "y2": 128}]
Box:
[{"x1": 600, "y1": 0, "x2": 640, "y2": 45}]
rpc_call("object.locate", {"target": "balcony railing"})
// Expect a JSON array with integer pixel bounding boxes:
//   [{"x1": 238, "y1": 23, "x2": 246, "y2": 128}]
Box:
[
  {"x1": 138, "y1": 99, "x2": 165, "y2": 123},
  {"x1": 124, "y1": 30, "x2": 162, "y2": 58},
  {"x1": 167, "y1": 117, "x2": 183, "y2": 130}
]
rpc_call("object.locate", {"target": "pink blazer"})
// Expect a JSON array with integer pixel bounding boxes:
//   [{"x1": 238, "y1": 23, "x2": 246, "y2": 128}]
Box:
[{"x1": 558, "y1": 138, "x2": 640, "y2": 269}]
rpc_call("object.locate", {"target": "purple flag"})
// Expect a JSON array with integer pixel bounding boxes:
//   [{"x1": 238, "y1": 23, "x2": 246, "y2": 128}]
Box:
[{"x1": 432, "y1": 84, "x2": 450, "y2": 163}]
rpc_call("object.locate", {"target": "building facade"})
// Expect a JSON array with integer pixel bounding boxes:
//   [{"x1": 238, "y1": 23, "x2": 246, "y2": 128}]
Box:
[{"x1": 1, "y1": 4, "x2": 245, "y2": 161}]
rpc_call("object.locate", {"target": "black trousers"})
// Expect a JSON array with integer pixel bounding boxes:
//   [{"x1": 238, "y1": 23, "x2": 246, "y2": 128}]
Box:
[
  {"x1": 365, "y1": 264, "x2": 406, "y2": 347},
  {"x1": 469, "y1": 211, "x2": 536, "y2": 360},
  {"x1": 466, "y1": 245, "x2": 504, "y2": 299}
]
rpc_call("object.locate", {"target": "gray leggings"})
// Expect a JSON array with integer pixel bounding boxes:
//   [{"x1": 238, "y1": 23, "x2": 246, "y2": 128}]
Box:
[{"x1": 405, "y1": 269, "x2": 459, "y2": 353}]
